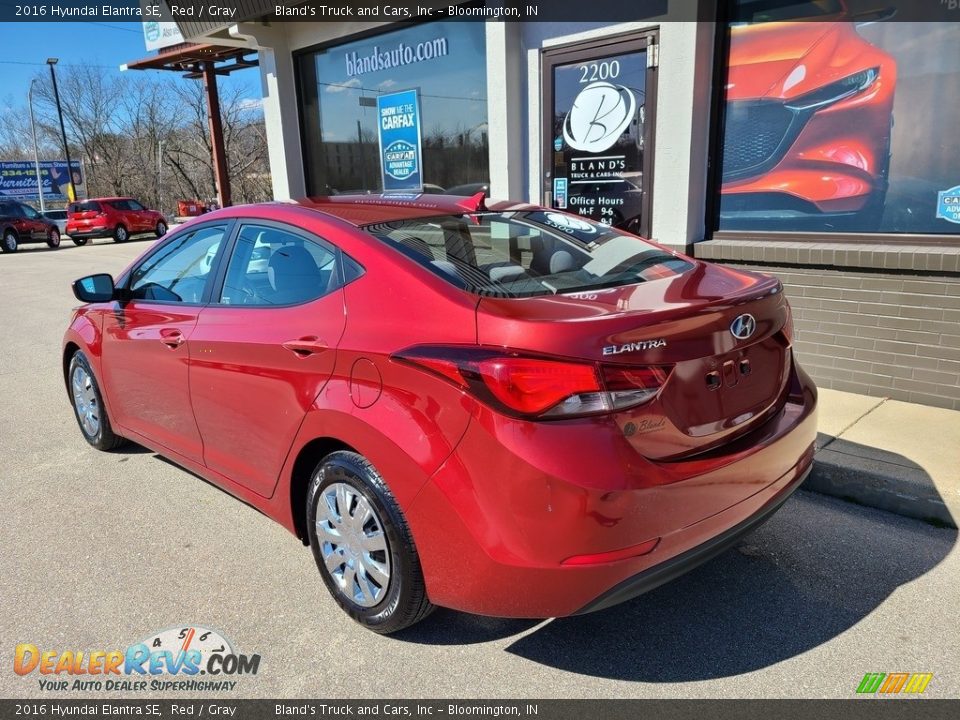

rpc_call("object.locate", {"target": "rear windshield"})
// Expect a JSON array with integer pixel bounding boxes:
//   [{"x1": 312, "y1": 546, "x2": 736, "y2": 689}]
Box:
[
  {"x1": 44, "y1": 210, "x2": 67, "y2": 219},
  {"x1": 364, "y1": 211, "x2": 693, "y2": 298},
  {"x1": 70, "y1": 201, "x2": 101, "y2": 213}
]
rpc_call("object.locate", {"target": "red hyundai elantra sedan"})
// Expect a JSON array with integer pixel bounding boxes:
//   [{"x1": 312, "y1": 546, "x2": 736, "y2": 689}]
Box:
[{"x1": 63, "y1": 194, "x2": 817, "y2": 633}]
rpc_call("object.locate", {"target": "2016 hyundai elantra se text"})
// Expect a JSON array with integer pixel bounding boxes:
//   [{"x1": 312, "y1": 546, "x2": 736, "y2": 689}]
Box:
[{"x1": 63, "y1": 194, "x2": 817, "y2": 633}]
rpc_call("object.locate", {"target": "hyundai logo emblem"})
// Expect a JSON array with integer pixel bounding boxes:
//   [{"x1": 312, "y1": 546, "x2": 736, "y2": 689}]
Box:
[{"x1": 730, "y1": 314, "x2": 757, "y2": 340}]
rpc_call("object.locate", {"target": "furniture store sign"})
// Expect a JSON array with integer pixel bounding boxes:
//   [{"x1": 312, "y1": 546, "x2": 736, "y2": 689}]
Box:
[
  {"x1": 0, "y1": 160, "x2": 83, "y2": 201},
  {"x1": 377, "y1": 89, "x2": 424, "y2": 192}
]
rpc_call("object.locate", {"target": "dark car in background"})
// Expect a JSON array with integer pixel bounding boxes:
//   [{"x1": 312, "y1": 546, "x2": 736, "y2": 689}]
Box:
[
  {"x1": 0, "y1": 199, "x2": 61, "y2": 253},
  {"x1": 66, "y1": 198, "x2": 168, "y2": 244}
]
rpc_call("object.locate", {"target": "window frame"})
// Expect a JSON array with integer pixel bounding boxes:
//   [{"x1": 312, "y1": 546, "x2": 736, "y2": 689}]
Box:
[
  {"x1": 540, "y1": 29, "x2": 659, "y2": 240},
  {"x1": 208, "y1": 218, "x2": 363, "y2": 309},
  {"x1": 293, "y1": 17, "x2": 490, "y2": 197}
]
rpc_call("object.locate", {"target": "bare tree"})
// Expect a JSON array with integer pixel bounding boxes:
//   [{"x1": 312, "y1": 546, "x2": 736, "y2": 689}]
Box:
[{"x1": 5, "y1": 66, "x2": 271, "y2": 212}]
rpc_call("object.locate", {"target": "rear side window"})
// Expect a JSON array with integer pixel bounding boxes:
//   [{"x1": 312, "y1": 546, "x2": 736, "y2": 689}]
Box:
[
  {"x1": 219, "y1": 224, "x2": 340, "y2": 306},
  {"x1": 70, "y1": 201, "x2": 101, "y2": 213},
  {"x1": 364, "y1": 211, "x2": 693, "y2": 298}
]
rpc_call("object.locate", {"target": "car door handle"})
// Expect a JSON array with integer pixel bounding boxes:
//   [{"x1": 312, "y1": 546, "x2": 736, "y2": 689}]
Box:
[
  {"x1": 160, "y1": 328, "x2": 185, "y2": 348},
  {"x1": 282, "y1": 336, "x2": 329, "y2": 357}
]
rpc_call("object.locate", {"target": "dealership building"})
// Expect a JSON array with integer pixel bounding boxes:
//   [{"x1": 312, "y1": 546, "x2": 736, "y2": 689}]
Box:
[{"x1": 155, "y1": 0, "x2": 960, "y2": 410}]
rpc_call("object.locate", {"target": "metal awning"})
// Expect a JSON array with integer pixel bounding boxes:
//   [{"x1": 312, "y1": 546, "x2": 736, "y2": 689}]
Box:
[{"x1": 123, "y1": 43, "x2": 258, "y2": 78}]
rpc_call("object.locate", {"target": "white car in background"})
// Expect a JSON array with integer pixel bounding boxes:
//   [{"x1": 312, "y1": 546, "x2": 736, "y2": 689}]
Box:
[{"x1": 43, "y1": 210, "x2": 69, "y2": 235}]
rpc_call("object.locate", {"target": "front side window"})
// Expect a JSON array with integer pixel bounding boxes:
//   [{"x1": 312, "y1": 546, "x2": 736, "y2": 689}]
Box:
[
  {"x1": 365, "y1": 211, "x2": 692, "y2": 298},
  {"x1": 219, "y1": 224, "x2": 339, "y2": 306},
  {"x1": 126, "y1": 200, "x2": 145, "y2": 211},
  {"x1": 21, "y1": 204, "x2": 40, "y2": 219},
  {"x1": 128, "y1": 225, "x2": 226, "y2": 303}
]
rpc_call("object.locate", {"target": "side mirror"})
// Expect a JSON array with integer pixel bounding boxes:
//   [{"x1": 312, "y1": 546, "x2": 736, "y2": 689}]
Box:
[{"x1": 72, "y1": 273, "x2": 116, "y2": 303}]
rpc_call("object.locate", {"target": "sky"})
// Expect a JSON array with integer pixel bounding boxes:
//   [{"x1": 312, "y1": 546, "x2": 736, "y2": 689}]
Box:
[{"x1": 0, "y1": 22, "x2": 260, "y2": 112}]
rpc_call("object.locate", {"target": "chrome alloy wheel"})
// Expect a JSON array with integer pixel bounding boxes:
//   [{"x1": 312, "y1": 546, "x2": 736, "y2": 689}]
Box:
[
  {"x1": 316, "y1": 482, "x2": 391, "y2": 607},
  {"x1": 71, "y1": 365, "x2": 100, "y2": 437}
]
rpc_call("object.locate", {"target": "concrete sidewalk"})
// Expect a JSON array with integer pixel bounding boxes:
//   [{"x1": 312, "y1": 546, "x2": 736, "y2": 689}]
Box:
[{"x1": 806, "y1": 388, "x2": 960, "y2": 527}]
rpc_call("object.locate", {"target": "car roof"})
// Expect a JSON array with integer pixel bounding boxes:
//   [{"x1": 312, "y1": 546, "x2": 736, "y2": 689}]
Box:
[
  {"x1": 293, "y1": 193, "x2": 538, "y2": 226},
  {"x1": 77, "y1": 197, "x2": 130, "y2": 202}
]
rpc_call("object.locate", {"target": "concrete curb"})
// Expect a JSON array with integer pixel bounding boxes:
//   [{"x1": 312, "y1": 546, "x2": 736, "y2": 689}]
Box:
[{"x1": 804, "y1": 438, "x2": 956, "y2": 528}]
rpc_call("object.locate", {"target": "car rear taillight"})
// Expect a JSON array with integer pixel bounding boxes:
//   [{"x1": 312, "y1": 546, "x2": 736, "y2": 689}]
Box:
[
  {"x1": 394, "y1": 346, "x2": 671, "y2": 419},
  {"x1": 782, "y1": 302, "x2": 795, "y2": 345}
]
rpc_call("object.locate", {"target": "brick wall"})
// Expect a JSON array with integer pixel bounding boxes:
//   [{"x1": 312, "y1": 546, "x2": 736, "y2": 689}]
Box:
[{"x1": 723, "y1": 264, "x2": 960, "y2": 410}]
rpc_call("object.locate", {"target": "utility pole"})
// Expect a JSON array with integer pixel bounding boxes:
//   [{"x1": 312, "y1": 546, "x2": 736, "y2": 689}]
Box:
[
  {"x1": 27, "y1": 78, "x2": 45, "y2": 212},
  {"x1": 46, "y1": 58, "x2": 75, "y2": 203},
  {"x1": 157, "y1": 139, "x2": 164, "y2": 215}
]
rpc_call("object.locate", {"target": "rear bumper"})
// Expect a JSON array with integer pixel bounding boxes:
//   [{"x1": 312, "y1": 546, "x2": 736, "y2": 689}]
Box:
[
  {"x1": 575, "y1": 464, "x2": 809, "y2": 614},
  {"x1": 66, "y1": 228, "x2": 112, "y2": 239},
  {"x1": 405, "y1": 365, "x2": 817, "y2": 618}
]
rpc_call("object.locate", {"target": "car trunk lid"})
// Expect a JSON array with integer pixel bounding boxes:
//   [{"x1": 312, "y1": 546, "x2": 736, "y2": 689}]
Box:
[{"x1": 475, "y1": 261, "x2": 792, "y2": 461}]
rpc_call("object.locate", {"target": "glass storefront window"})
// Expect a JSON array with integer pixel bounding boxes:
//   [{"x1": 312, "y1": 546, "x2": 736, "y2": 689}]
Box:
[
  {"x1": 717, "y1": 0, "x2": 960, "y2": 236},
  {"x1": 298, "y1": 22, "x2": 488, "y2": 196}
]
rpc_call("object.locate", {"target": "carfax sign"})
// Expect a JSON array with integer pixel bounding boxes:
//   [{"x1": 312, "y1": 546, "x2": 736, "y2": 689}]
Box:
[
  {"x1": 936, "y1": 185, "x2": 960, "y2": 224},
  {"x1": 376, "y1": 89, "x2": 424, "y2": 192}
]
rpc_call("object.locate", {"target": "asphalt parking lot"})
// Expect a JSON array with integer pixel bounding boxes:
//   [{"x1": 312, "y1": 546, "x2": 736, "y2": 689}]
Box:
[{"x1": 2, "y1": 237, "x2": 958, "y2": 699}]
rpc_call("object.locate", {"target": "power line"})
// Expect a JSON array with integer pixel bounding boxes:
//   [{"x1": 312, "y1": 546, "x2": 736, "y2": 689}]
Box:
[
  {"x1": 88, "y1": 22, "x2": 144, "y2": 34},
  {"x1": 0, "y1": 59, "x2": 119, "y2": 69}
]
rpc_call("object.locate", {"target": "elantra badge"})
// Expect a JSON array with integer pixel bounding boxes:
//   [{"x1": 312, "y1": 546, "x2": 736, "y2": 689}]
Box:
[
  {"x1": 730, "y1": 314, "x2": 757, "y2": 340},
  {"x1": 602, "y1": 339, "x2": 667, "y2": 356}
]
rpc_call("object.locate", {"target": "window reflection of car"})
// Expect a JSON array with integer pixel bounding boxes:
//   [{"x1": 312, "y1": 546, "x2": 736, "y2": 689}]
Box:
[{"x1": 720, "y1": 0, "x2": 897, "y2": 230}]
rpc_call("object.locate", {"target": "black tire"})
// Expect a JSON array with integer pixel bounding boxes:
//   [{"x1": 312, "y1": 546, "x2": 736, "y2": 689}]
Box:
[
  {"x1": 2, "y1": 229, "x2": 18, "y2": 253},
  {"x1": 67, "y1": 351, "x2": 127, "y2": 452},
  {"x1": 47, "y1": 228, "x2": 61, "y2": 249},
  {"x1": 113, "y1": 225, "x2": 129, "y2": 243},
  {"x1": 307, "y1": 451, "x2": 434, "y2": 634},
  {"x1": 72, "y1": 236, "x2": 88, "y2": 246},
  {"x1": 155, "y1": 221, "x2": 168, "y2": 238}
]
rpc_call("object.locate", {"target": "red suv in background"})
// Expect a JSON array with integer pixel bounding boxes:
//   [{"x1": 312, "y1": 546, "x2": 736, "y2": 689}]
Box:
[{"x1": 67, "y1": 198, "x2": 168, "y2": 244}]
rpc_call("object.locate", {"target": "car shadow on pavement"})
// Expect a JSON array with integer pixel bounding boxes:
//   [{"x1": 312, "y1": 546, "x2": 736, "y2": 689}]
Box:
[
  {"x1": 393, "y1": 610, "x2": 540, "y2": 645},
  {"x1": 500, "y1": 490, "x2": 956, "y2": 681}
]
